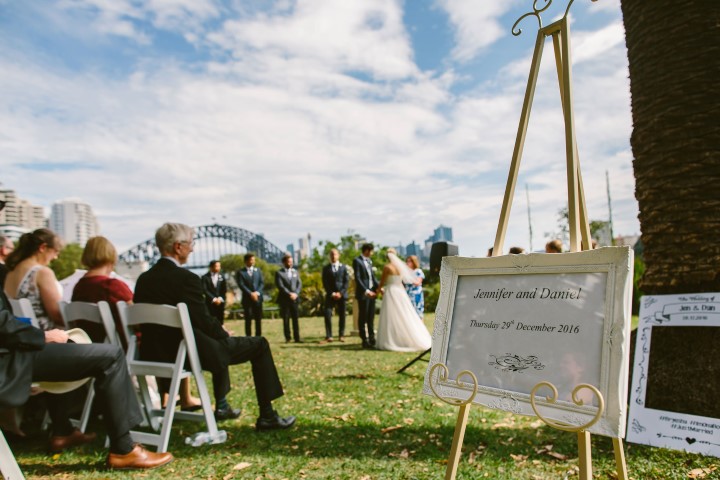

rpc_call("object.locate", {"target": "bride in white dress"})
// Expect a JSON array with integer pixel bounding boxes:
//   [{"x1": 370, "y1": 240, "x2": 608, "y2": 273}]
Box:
[{"x1": 376, "y1": 249, "x2": 432, "y2": 352}]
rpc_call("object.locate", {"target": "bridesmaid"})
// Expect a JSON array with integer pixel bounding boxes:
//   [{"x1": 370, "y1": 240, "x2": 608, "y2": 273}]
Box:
[{"x1": 404, "y1": 255, "x2": 425, "y2": 319}]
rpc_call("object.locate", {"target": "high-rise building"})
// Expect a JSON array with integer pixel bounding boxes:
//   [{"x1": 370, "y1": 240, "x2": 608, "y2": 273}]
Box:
[
  {"x1": 0, "y1": 187, "x2": 46, "y2": 235},
  {"x1": 297, "y1": 234, "x2": 311, "y2": 260},
  {"x1": 49, "y1": 199, "x2": 99, "y2": 246},
  {"x1": 425, "y1": 224, "x2": 453, "y2": 244},
  {"x1": 405, "y1": 241, "x2": 421, "y2": 257}
]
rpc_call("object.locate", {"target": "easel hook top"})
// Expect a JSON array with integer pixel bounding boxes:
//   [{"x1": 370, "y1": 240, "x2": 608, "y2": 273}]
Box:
[{"x1": 512, "y1": 0, "x2": 599, "y2": 37}]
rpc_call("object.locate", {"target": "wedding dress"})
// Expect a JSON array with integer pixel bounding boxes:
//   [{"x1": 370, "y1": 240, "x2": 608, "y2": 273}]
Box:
[{"x1": 376, "y1": 274, "x2": 432, "y2": 352}]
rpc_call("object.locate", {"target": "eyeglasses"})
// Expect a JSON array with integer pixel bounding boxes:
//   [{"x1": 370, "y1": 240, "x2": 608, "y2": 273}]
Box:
[{"x1": 179, "y1": 240, "x2": 195, "y2": 247}]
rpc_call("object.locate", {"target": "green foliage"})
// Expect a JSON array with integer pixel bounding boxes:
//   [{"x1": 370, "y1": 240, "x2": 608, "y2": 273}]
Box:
[
  {"x1": 298, "y1": 271, "x2": 325, "y2": 317},
  {"x1": 423, "y1": 279, "x2": 441, "y2": 313},
  {"x1": 49, "y1": 243, "x2": 83, "y2": 280}
]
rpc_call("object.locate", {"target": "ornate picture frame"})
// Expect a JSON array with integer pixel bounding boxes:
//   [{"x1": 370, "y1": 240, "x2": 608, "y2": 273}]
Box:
[{"x1": 423, "y1": 247, "x2": 634, "y2": 437}]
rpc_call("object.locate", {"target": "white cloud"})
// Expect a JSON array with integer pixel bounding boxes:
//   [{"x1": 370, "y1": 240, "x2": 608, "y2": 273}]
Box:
[
  {"x1": 0, "y1": 1, "x2": 639, "y2": 257},
  {"x1": 436, "y1": 0, "x2": 517, "y2": 62}
]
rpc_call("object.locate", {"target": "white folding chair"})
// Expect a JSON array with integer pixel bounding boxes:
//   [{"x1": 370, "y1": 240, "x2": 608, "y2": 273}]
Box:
[
  {"x1": 0, "y1": 427, "x2": 24, "y2": 480},
  {"x1": 58, "y1": 301, "x2": 119, "y2": 433},
  {"x1": 117, "y1": 301, "x2": 224, "y2": 453},
  {"x1": 8, "y1": 298, "x2": 39, "y2": 329}
]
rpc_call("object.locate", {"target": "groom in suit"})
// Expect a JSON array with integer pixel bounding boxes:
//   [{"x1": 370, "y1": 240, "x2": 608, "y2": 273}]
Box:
[
  {"x1": 353, "y1": 243, "x2": 379, "y2": 349},
  {"x1": 321, "y1": 248, "x2": 349, "y2": 343},
  {"x1": 236, "y1": 253, "x2": 264, "y2": 336},
  {"x1": 134, "y1": 223, "x2": 295, "y2": 430},
  {"x1": 275, "y1": 253, "x2": 302, "y2": 343},
  {"x1": 201, "y1": 260, "x2": 227, "y2": 324}
]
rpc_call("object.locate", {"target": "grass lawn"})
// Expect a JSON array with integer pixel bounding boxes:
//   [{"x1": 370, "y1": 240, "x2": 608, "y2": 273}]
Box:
[{"x1": 9, "y1": 314, "x2": 718, "y2": 479}]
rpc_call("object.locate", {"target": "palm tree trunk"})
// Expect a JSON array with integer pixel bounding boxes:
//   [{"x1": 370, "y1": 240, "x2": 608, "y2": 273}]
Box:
[{"x1": 621, "y1": 0, "x2": 720, "y2": 295}]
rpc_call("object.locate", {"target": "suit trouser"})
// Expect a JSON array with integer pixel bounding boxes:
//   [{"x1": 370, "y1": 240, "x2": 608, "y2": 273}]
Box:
[
  {"x1": 357, "y1": 296, "x2": 376, "y2": 342},
  {"x1": 280, "y1": 301, "x2": 300, "y2": 341},
  {"x1": 243, "y1": 302, "x2": 263, "y2": 336},
  {"x1": 211, "y1": 336, "x2": 283, "y2": 407},
  {"x1": 30, "y1": 343, "x2": 143, "y2": 442},
  {"x1": 324, "y1": 297, "x2": 346, "y2": 339},
  {"x1": 207, "y1": 302, "x2": 225, "y2": 324}
]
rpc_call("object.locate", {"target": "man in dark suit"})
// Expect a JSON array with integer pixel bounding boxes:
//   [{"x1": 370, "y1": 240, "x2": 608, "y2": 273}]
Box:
[
  {"x1": 275, "y1": 253, "x2": 302, "y2": 343},
  {"x1": 0, "y1": 285, "x2": 173, "y2": 469},
  {"x1": 236, "y1": 253, "x2": 264, "y2": 336},
  {"x1": 353, "y1": 243, "x2": 379, "y2": 349},
  {"x1": 201, "y1": 260, "x2": 227, "y2": 324},
  {"x1": 321, "y1": 248, "x2": 349, "y2": 343},
  {"x1": 133, "y1": 223, "x2": 295, "y2": 430}
]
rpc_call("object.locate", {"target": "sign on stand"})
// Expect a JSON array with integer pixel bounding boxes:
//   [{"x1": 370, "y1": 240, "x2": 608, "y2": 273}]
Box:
[
  {"x1": 423, "y1": 247, "x2": 634, "y2": 437},
  {"x1": 627, "y1": 293, "x2": 720, "y2": 457}
]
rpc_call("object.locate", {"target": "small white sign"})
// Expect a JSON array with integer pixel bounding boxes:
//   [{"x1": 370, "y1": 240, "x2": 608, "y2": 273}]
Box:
[
  {"x1": 423, "y1": 247, "x2": 634, "y2": 437},
  {"x1": 627, "y1": 293, "x2": 720, "y2": 457}
]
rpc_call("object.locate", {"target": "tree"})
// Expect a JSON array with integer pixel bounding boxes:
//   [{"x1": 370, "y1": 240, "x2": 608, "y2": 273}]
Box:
[
  {"x1": 50, "y1": 243, "x2": 83, "y2": 280},
  {"x1": 621, "y1": 0, "x2": 720, "y2": 295}
]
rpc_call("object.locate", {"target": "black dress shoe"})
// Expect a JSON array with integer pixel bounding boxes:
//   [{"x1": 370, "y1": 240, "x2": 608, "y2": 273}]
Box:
[
  {"x1": 369, "y1": 338, "x2": 376, "y2": 347},
  {"x1": 214, "y1": 406, "x2": 241, "y2": 421},
  {"x1": 361, "y1": 341, "x2": 371, "y2": 349},
  {"x1": 256, "y1": 413, "x2": 296, "y2": 431},
  {"x1": 294, "y1": 339, "x2": 304, "y2": 343}
]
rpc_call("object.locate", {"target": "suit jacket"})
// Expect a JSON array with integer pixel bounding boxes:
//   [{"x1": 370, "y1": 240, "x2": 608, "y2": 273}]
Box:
[
  {"x1": 353, "y1": 255, "x2": 378, "y2": 300},
  {"x1": 0, "y1": 291, "x2": 46, "y2": 408},
  {"x1": 236, "y1": 267, "x2": 264, "y2": 306},
  {"x1": 201, "y1": 271, "x2": 227, "y2": 306},
  {"x1": 275, "y1": 268, "x2": 301, "y2": 306},
  {"x1": 133, "y1": 258, "x2": 230, "y2": 373},
  {"x1": 322, "y1": 263, "x2": 349, "y2": 299}
]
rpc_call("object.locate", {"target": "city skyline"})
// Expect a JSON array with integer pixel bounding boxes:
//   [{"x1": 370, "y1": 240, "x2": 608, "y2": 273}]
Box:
[{"x1": 1, "y1": 1, "x2": 638, "y2": 257}]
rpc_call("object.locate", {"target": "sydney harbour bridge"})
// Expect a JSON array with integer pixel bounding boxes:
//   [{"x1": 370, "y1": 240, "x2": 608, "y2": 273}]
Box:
[{"x1": 117, "y1": 224, "x2": 285, "y2": 270}]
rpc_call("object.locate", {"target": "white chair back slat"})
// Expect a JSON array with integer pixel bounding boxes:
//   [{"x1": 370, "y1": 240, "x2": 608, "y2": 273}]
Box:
[
  {"x1": 115, "y1": 301, "x2": 223, "y2": 453},
  {"x1": 0, "y1": 429, "x2": 24, "y2": 480},
  {"x1": 58, "y1": 301, "x2": 120, "y2": 347},
  {"x1": 8, "y1": 298, "x2": 39, "y2": 329}
]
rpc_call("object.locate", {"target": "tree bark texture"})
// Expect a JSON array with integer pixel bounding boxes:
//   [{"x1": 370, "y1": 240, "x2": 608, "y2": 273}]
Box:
[{"x1": 621, "y1": 0, "x2": 720, "y2": 294}]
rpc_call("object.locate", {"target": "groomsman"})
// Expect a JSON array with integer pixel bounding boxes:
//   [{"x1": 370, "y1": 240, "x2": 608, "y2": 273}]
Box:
[
  {"x1": 321, "y1": 248, "x2": 349, "y2": 343},
  {"x1": 236, "y1": 253, "x2": 264, "y2": 336},
  {"x1": 275, "y1": 254, "x2": 302, "y2": 343},
  {"x1": 353, "y1": 243, "x2": 379, "y2": 349},
  {"x1": 201, "y1": 260, "x2": 227, "y2": 324}
]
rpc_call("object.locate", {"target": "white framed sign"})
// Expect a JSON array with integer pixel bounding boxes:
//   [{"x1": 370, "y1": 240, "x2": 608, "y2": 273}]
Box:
[
  {"x1": 422, "y1": 247, "x2": 634, "y2": 437},
  {"x1": 627, "y1": 293, "x2": 720, "y2": 456}
]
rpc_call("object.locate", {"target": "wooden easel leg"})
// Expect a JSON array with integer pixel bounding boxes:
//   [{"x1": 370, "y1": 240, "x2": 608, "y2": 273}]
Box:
[
  {"x1": 444, "y1": 404, "x2": 471, "y2": 480},
  {"x1": 577, "y1": 430, "x2": 592, "y2": 480},
  {"x1": 612, "y1": 437, "x2": 629, "y2": 480}
]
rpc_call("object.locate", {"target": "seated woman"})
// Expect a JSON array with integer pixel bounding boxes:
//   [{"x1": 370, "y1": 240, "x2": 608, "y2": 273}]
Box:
[
  {"x1": 1, "y1": 229, "x2": 95, "y2": 448},
  {"x1": 71, "y1": 236, "x2": 133, "y2": 349},
  {"x1": 72, "y1": 236, "x2": 200, "y2": 411},
  {"x1": 3, "y1": 228, "x2": 64, "y2": 331}
]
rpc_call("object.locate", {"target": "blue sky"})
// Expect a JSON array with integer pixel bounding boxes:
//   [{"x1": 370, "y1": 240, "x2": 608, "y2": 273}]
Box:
[{"x1": 0, "y1": 0, "x2": 638, "y2": 256}]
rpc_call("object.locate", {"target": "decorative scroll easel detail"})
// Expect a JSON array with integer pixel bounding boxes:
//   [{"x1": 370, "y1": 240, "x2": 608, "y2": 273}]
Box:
[
  {"x1": 428, "y1": 363, "x2": 478, "y2": 406},
  {"x1": 512, "y1": 0, "x2": 598, "y2": 36},
  {"x1": 530, "y1": 381, "x2": 604, "y2": 432}
]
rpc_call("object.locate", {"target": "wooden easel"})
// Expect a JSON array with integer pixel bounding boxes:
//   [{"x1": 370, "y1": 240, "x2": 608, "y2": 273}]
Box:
[{"x1": 441, "y1": 5, "x2": 629, "y2": 480}]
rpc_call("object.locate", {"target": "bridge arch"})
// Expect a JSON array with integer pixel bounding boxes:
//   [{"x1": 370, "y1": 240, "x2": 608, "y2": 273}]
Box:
[{"x1": 117, "y1": 224, "x2": 285, "y2": 270}]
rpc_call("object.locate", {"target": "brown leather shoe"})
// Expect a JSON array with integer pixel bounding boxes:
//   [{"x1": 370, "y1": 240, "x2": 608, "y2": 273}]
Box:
[
  {"x1": 48, "y1": 428, "x2": 97, "y2": 453},
  {"x1": 107, "y1": 444, "x2": 174, "y2": 470}
]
